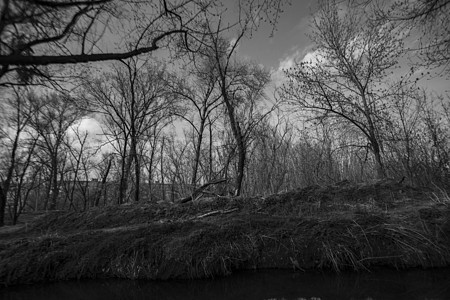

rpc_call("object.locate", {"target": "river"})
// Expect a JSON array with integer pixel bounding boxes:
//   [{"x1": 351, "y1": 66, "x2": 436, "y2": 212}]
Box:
[{"x1": 1, "y1": 268, "x2": 449, "y2": 300}]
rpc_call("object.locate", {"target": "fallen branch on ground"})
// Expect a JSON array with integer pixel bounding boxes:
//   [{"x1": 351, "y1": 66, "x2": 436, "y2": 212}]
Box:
[
  {"x1": 179, "y1": 179, "x2": 227, "y2": 204},
  {"x1": 193, "y1": 207, "x2": 239, "y2": 219}
]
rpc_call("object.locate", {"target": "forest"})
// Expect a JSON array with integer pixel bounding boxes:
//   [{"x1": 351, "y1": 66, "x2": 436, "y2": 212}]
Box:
[
  {"x1": 1, "y1": 0, "x2": 450, "y2": 287},
  {"x1": 0, "y1": 0, "x2": 449, "y2": 226}
]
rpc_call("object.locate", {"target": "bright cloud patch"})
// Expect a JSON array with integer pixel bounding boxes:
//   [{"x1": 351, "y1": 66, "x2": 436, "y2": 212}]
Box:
[
  {"x1": 301, "y1": 49, "x2": 327, "y2": 66},
  {"x1": 69, "y1": 117, "x2": 102, "y2": 137},
  {"x1": 271, "y1": 49, "x2": 303, "y2": 86},
  {"x1": 271, "y1": 47, "x2": 323, "y2": 86},
  {"x1": 228, "y1": 37, "x2": 240, "y2": 54},
  {"x1": 279, "y1": 49, "x2": 302, "y2": 70}
]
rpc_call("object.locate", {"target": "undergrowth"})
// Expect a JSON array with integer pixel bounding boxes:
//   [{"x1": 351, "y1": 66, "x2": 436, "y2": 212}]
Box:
[{"x1": 1, "y1": 181, "x2": 450, "y2": 286}]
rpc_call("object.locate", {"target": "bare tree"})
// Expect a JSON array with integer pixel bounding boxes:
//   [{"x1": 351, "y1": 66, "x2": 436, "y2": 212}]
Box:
[
  {"x1": 141, "y1": 119, "x2": 171, "y2": 202},
  {"x1": 63, "y1": 123, "x2": 99, "y2": 210},
  {"x1": 352, "y1": 0, "x2": 450, "y2": 74},
  {"x1": 0, "y1": 88, "x2": 35, "y2": 226},
  {"x1": 8, "y1": 136, "x2": 38, "y2": 224},
  {"x1": 281, "y1": 0, "x2": 410, "y2": 179},
  {"x1": 246, "y1": 113, "x2": 293, "y2": 195},
  {"x1": 0, "y1": 0, "x2": 286, "y2": 86},
  {"x1": 166, "y1": 58, "x2": 222, "y2": 188},
  {"x1": 27, "y1": 92, "x2": 86, "y2": 210},
  {"x1": 83, "y1": 58, "x2": 176, "y2": 203},
  {"x1": 92, "y1": 152, "x2": 113, "y2": 207},
  {"x1": 196, "y1": 10, "x2": 273, "y2": 194},
  {"x1": 171, "y1": 31, "x2": 273, "y2": 196}
]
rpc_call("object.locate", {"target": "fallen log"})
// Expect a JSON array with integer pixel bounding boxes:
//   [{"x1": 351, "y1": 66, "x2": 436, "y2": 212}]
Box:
[
  {"x1": 179, "y1": 179, "x2": 227, "y2": 204},
  {"x1": 193, "y1": 207, "x2": 239, "y2": 219}
]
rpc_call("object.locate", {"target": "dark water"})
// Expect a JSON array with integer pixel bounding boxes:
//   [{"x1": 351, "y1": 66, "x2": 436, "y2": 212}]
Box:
[{"x1": 1, "y1": 268, "x2": 450, "y2": 300}]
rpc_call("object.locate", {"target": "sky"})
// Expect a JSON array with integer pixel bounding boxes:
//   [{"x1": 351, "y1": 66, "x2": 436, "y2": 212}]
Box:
[
  {"x1": 75, "y1": 0, "x2": 449, "y2": 137},
  {"x1": 228, "y1": 0, "x2": 319, "y2": 90},
  {"x1": 231, "y1": 0, "x2": 448, "y2": 94},
  {"x1": 75, "y1": 1, "x2": 318, "y2": 135},
  {"x1": 237, "y1": 1, "x2": 316, "y2": 70}
]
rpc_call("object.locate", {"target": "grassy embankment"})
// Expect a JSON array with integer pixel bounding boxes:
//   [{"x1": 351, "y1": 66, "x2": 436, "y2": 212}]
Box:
[{"x1": 1, "y1": 180, "x2": 450, "y2": 286}]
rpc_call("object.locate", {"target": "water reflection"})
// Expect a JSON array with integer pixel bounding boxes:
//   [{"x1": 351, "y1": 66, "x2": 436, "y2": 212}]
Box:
[{"x1": 1, "y1": 268, "x2": 450, "y2": 300}]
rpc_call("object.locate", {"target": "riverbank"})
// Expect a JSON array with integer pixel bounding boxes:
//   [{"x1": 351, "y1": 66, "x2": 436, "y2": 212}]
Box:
[{"x1": 1, "y1": 180, "x2": 450, "y2": 286}]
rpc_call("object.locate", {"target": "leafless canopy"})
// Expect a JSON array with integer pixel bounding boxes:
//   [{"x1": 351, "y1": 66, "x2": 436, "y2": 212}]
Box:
[{"x1": 0, "y1": 0, "x2": 287, "y2": 86}]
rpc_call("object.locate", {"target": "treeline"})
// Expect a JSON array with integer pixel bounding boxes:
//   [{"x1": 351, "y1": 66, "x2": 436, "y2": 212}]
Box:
[{"x1": 0, "y1": 0, "x2": 449, "y2": 226}]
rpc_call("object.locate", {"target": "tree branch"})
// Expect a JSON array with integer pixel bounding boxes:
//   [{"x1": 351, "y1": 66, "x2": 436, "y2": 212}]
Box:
[
  {"x1": 22, "y1": 0, "x2": 112, "y2": 8},
  {"x1": 179, "y1": 179, "x2": 227, "y2": 203},
  {"x1": 0, "y1": 29, "x2": 186, "y2": 66}
]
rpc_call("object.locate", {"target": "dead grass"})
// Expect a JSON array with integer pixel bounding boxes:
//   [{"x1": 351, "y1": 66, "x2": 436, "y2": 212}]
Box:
[{"x1": 1, "y1": 180, "x2": 450, "y2": 286}]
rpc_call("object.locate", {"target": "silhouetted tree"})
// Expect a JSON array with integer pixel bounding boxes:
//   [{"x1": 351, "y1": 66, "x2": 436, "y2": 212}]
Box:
[
  {"x1": 0, "y1": 88, "x2": 36, "y2": 226},
  {"x1": 281, "y1": 0, "x2": 409, "y2": 179},
  {"x1": 28, "y1": 93, "x2": 86, "y2": 210},
  {"x1": 0, "y1": 0, "x2": 287, "y2": 86},
  {"x1": 83, "y1": 58, "x2": 176, "y2": 203}
]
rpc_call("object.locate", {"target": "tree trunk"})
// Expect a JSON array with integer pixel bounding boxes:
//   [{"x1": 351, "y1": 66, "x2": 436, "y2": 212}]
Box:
[
  {"x1": 0, "y1": 127, "x2": 22, "y2": 226},
  {"x1": 118, "y1": 163, "x2": 128, "y2": 205},
  {"x1": 44, "y1": 177, "x2": 51, "y2": 210},
  {"x1": 49, "y1": 158, "x2": 59, "y2": 210},
  {"x1": 12, "y1": 192, "x2": 19, "y2": 225},
  {"x1": 134, "y1": 154, "x2": 140, "y2": 202},
  {"x1": 131, "y1": 136, "x2": 140, "y2": 202},
  {"x1": 148, "y1": 146, "x2": 156, "y2": 202},
  {"x1": 118, "y1": 158, "x2": 126, "y2": 205},
  {"x1": 12, "y1": 186, "x2": 21, "y2": 225},
  {"x1": 222, "y1": 94, "x2": 246, "y2": 196},
  {"x1": 160, "y1": 138, "x2": 165, "y2": 202},
  {"x1": 360, "y1": 93, "x2": 386, "y2": 180},
  {"x1": 192, "y1": 118, "x2": 206, "y2": 187},
  {"x1": 208, "y1": 117, "x2": 214, "y2": 182},
  {"x1": 118, "y1": 139, "x2": 131, "y2": 205},
  {"x1": 95, "y1": 158, "x2": 112, "y2": 207},
  {"x1": 371, "y1": 139, "x2": 386, "y2": 179},
  {"x1": 235, "y1": 138, "x2": 246, "y2": 196},
  {"x1": 0, "y1": 188, "x2": 6, "y2": 227},
  {"x1": 122, "y1": 155, "x2": 133, "y2": 204}
]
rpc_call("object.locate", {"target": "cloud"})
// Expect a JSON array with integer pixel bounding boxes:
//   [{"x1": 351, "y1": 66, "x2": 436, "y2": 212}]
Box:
[
  {"x1": 68, "y1": 117, "x2": 118, "y2": 155},
  {"x1": 72, "y1": 117, "x2": 102, "y2": 135},
  {"x1": 301, "y1": 49, "x2": 327, "y2": 66},
  {"x1": 271, "y1": 46, "x2": 321, "y2": 86},
  {"x1": 68, "y1": 117, "x2": 103, "y2": 147},
  {"x1": 270, "y1": 49, "x2": 303, "y2": 86},
  {"x1": 228, "y1": 37, "x2": 240, "y2": 54},
  {"x1": 280, "y1": 50, "x2": 302, "y2": 70}
]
